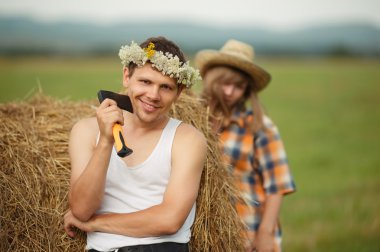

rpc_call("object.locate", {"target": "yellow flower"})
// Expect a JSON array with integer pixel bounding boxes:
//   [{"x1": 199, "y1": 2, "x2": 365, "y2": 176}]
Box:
[{"x1": 144, "y1": 42, "x2": 156, "y2": 59}]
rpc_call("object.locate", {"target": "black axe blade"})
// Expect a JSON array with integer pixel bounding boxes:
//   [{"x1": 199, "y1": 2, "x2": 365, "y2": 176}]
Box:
[
  {"x1": 97, "y1": 90, "x2": 134, "y2": 157},
  {"x1": 97, "y1": 90, "x2": 133, "y2": 113}
]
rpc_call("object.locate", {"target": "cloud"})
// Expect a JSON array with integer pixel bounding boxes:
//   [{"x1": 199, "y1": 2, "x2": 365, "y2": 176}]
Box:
[{"x1": 0, "y1": 0, "x2": 379, "y2": 30}]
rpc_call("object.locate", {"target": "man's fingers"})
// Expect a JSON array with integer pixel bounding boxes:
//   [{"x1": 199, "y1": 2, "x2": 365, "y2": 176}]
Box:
[
  {"x1": 66, "y1": 226, "x2": 77, "y2": 238},
  {"x1": 97, "y1": 101, "x2": 124, "y2": 126},
  {"x1": 64, "y1": 222, "x2": 76, "y2": 238},
  {"x1": 64, "y1": 210, "x2": 76, "y2": 238},
  {"x1": 99, "y1": 98, "x2": 117, "y2": 108}
]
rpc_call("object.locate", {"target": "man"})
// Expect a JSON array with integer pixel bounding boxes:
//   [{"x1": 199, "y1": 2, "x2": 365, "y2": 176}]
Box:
[{"x1": 64, "y1": 36, "x2": 206, "y2": 252}]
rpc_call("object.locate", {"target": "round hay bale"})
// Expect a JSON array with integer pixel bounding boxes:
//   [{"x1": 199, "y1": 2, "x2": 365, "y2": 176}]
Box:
[{"x1": 0, "y1": 90, "x2": 245, "y2": 251}]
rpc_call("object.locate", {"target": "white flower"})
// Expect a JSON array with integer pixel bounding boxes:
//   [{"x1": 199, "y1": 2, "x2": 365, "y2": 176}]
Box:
[{"x1": 119, "y1": 41, "x2": 201, "y2": 88}]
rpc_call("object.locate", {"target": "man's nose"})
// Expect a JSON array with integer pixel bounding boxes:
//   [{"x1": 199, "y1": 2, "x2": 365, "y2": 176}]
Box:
[{"x1": 147, "y1": 85, "x2": 160, "y2": 100}]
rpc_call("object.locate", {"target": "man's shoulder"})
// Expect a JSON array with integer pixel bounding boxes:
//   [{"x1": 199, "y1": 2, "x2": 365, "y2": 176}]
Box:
[
  {"x1": 173, "y1": 122, "x2": 207, "y2": 153},
  {"x1": 70, "y1": 117, "x2": 98, "y2": 137},
  {"x1": 172, "y1": 122, "x2": 207, "y2": 166},
  {"x1": 176, "y1": 122, "x2": 205, "y2": 141}
]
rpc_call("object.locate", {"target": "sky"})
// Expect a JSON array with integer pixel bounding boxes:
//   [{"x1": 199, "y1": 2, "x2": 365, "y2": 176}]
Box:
[{"x1": 0, "y1": 0, "x2": 380, "y2": 30}]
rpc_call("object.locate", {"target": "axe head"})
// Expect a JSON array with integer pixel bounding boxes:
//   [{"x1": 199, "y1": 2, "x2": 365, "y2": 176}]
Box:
[{"x1": 97, "y1": 90, "x2": 133, "y2": 113}]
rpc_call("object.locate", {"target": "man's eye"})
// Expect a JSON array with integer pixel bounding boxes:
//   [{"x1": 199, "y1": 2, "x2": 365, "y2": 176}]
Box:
[{"x1": 162, "y1": 85, "x2": 173, "y2": 90}]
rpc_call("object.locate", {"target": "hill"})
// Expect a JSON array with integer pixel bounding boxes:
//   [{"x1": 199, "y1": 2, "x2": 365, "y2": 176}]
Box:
[{"x1": 1, "y1": 17, "x2": 379, "y2": 56}]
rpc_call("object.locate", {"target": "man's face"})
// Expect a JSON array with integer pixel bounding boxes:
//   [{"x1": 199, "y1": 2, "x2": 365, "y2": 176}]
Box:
[{"x1": 123, "y1": 64, "x2": 181, "y2": 125}]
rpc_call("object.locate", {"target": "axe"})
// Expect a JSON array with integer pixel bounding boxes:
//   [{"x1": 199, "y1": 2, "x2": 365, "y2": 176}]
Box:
[{"x1": 97, "y1": 90, "x2": 133, "y2": 157}]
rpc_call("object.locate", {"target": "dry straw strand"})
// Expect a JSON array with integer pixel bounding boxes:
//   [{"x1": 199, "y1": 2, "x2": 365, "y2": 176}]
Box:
[{"x1": 0, "y1": 91, "x2": 245, "y2": 251}]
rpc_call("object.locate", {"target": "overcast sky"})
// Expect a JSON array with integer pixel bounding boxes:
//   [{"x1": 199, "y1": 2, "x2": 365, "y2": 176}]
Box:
[{"x1": 1, "y1": 0, "x2": 379, "y2": 30}]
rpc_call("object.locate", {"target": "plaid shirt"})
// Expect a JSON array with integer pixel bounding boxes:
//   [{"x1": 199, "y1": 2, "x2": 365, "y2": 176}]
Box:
[{"x1": 219, "y1": 110, "x2": 296, "y2": 250}]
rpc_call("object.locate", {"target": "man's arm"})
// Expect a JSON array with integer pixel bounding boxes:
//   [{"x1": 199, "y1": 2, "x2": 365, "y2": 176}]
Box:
[
  {"x1": 68, "y1": 118, "x2": 112, "y2": 221},
  {"x1": 69, "y1": 99, "x2": 124, "y2": 221},
  {"x1": 70, "y1": 123, "x2": 207, "y2": 237}
]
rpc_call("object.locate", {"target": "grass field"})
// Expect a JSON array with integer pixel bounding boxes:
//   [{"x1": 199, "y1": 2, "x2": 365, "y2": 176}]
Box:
[
  {"x1": 1, "y1": 56, "x2": 380, "y2": 251},
  {"x1": 258, "y1": 58, "x2": 380, "y2": 251}
]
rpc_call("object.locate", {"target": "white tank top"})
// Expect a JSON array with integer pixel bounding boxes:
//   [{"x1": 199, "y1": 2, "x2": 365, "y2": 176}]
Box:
[{"x1": 87, "y1": 118, "x2": 196, "y2": 251}]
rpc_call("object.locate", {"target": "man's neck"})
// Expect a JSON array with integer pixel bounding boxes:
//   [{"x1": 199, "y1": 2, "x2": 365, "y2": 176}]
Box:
[{"x1": 125, "y1": 112, "x2": 169, "y2": 133}]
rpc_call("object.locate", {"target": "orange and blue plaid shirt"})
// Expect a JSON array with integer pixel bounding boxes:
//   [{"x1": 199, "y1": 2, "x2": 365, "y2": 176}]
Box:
[{"x1": 219, "y1": 110, "x2": 296, "y2": 250}]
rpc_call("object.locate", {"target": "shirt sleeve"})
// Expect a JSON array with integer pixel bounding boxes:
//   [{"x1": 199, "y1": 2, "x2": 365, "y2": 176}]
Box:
[{"x1": 254, "y1": 116, "x2": 296, "y2": 196}]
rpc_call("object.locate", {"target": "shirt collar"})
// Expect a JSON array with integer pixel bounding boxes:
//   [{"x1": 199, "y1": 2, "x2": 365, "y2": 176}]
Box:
[
  {"x1": 224, "y1": 109, "x2": 253, "y2": 129},
  {"x1": 229, "y1": 110, "x2": 245, "y2": 128}
]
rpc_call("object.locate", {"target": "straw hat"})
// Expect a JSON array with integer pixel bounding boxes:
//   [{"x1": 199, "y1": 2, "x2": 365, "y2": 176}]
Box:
[{"x1": 194, "y1": 39, "x2": 271, "y2": 91}]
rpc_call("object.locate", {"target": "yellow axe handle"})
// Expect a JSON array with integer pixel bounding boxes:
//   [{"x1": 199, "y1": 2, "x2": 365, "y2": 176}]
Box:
[{"x1": 112, "y1": 123, "x2": 133, "y2": 157}]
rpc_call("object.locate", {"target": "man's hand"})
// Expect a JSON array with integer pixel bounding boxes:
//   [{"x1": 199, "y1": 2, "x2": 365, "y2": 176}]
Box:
[
  {"x1": 64, "y1": 209, "x2": 93, "y2": 238},
  {"x1": 96, "y1": 98, "x2": 124, "y2": 144}
]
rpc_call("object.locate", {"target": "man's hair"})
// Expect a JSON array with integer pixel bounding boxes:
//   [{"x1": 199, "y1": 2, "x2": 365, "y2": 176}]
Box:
[{"x1": 128, "y1": 36, "x2": 186, "y2": 76}]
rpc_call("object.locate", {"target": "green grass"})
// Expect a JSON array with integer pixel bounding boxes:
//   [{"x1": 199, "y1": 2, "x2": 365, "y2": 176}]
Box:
[
  {"x1": 1, "y1": 56, "x2": 380, "y2": 251},
  {"x1": 259, "y1": 58, "x2": 380, "y2": 251},
  {"x1": 0, "y1": 56, "x2": 123, "y2": 102}
]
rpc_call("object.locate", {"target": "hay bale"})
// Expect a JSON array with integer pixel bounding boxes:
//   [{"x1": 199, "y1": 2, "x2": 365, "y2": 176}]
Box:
[
  {"x1": 0, "y1": 91, "x2": 245, "y2": 251},
  {"x1": 0, "y1": 93, "x2": 92, "y2": 251}
]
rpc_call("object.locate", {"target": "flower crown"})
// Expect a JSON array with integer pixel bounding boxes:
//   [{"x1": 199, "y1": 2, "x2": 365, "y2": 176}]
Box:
[{"x1": 119, "y1": 41, "x2": 201, "y2": 88}]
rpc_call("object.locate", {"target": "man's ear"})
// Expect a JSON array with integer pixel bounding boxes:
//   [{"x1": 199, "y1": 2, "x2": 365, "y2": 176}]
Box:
[{"x1": 122, "y1": 67, "x2": 130, "y2": 88}]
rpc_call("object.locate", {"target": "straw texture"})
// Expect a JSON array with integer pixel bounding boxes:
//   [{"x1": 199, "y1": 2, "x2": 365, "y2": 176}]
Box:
[{"x1": 0, "y1": 90, "x2": 245, "y2": 251}]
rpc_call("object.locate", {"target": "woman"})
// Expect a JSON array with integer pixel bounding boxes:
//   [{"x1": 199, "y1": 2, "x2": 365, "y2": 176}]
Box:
[{"x1": 195, "y1": 40, "x2": 296, "y2": 252}]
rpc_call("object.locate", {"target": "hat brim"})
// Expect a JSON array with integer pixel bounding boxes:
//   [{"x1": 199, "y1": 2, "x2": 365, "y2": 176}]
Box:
[{"x1": 194, "y1": 50, "x2": 271, "y2": 92}]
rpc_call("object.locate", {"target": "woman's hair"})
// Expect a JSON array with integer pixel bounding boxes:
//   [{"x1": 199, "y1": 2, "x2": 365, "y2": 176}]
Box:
[{"x1": 201, "y1": 66, "x2": 264, "y2": 133}]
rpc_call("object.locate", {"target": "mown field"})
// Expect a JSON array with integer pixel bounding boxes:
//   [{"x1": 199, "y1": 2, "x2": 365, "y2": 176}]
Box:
[{"x1": 1, "y1": 56, "x2": 379, "y2": 251}]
